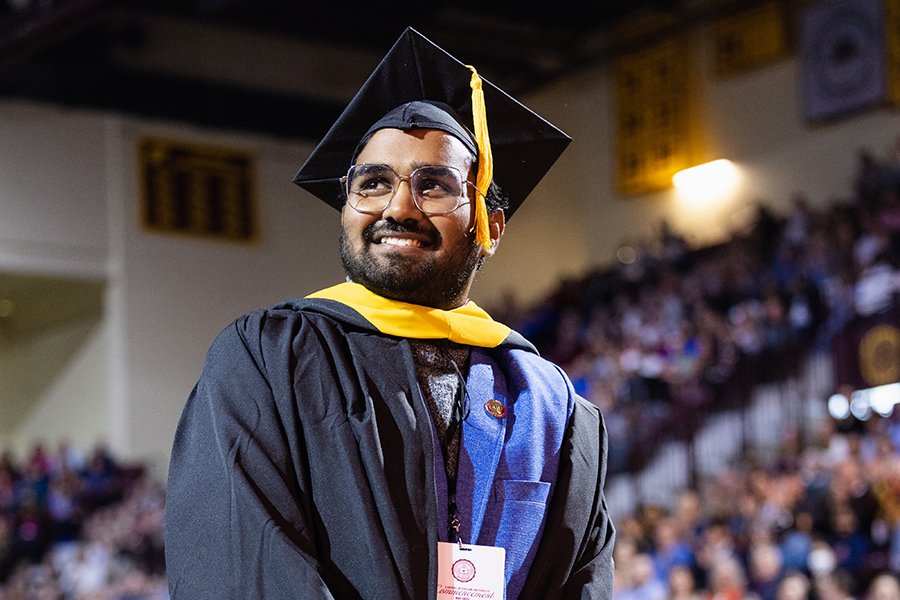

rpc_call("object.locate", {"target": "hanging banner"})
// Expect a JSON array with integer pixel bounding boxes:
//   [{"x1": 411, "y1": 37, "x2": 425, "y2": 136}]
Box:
[
  {"x1": 138, "y1": 136, "x2": 257, "y2": 242},
  {"x1": 887, "y1": 0, "x2": 900, "y2": 105},
  {"x1": 800, "y1": 0, "x2": 886, "y2": 121},
  {"x1": 832, "y1": 305, "x2": 900, "y2": 389},
  {"x1": 712, "y1": 1, "x2": 789, "y2": 78},
  {"x1": 614, "y1": 36, "x2": 692, "y2": 195}
]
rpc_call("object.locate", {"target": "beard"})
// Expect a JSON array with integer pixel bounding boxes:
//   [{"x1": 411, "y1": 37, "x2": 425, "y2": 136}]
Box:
[{"x1": 340, "y1": 220, "x2": 482, "y2": 309}]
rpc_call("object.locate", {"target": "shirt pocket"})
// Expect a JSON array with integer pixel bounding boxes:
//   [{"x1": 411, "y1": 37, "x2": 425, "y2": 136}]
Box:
[
  {"x1": 480, "y1": 479, "x2": 551, "y2": 589},
  {"x1": 494, "y1": 479, "x2": 550, "y2": 505}
]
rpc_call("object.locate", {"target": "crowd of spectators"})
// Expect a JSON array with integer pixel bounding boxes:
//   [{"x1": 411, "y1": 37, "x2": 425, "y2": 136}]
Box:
[
  {"x1": 491, "y1": 139, "x2": 900, "y2": 599},
  {"x1": 609, "y1": 412, "x2": 899, "y2": 600},
  {"x1": 496, "y1": 141, "x2": 900, "y2": 476},
  {"x1": 0, "y1": 442, "x2": 166, "y2": 599}
]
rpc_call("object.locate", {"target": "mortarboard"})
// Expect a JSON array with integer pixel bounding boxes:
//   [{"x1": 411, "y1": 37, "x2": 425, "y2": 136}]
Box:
[{"x1": 293, "y1": 27, "x2": 571, "y2": 246}]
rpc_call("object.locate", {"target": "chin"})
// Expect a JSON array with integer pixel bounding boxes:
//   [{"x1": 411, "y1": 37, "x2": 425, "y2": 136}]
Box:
[{"x1": 340, "y1": 234, "x2": 479, "y2": 309}]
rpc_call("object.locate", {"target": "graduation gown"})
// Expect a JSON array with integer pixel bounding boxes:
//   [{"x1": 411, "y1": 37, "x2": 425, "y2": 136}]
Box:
[{"x1": 165, "y1": 284, "x2": 615, "y2": 599}]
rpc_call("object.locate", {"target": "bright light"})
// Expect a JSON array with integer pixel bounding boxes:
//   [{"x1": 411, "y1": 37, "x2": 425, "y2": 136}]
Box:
[
  {"x1": 827, "y1": 393, "x2": 850, "y2": 420},
  {"x1": 850, "y1": 391, "x2": 871, "y2": 420},
  {"x1": 672, "y1": 159, "x2": 740, "y2": 200},
  {"x1": 828, "y1": 384, "x2": 898, "y2": 420},
  {"x1": 868, "y1": 383, "x2": 900, "y2": 416}
]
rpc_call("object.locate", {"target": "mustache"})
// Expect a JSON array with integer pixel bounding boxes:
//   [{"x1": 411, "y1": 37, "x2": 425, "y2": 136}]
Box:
[{"x1": 363, "y1": 220, "x2": 439, "y2": 244}]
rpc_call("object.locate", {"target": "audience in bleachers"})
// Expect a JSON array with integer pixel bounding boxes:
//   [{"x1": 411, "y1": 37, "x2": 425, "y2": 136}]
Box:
[
  {"x1": 562, "y1": 141, "x2": 897, "y2": 600},
  {"x1": 495, "y1": 141, "x2": 900, "y2": 477},
  {"x1": 0, "y1": 442, "x2": 166, "y2": 599},
  {"x1": 609, "y1": 412, "x2": 899, "y2": 600}
]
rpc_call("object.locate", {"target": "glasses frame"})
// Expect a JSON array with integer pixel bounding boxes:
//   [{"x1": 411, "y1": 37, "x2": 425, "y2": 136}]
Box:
[{"x1": 340, "y1": 163, "x2": 481, "y2": 216}]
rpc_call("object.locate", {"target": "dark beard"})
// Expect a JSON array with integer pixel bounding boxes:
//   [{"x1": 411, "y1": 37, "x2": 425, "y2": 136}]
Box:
[{"x1": 339, "y1": 221, "x2": 482, "y2": 309}]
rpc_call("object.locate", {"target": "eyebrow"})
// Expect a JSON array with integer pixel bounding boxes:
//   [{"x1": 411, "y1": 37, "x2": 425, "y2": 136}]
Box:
[{"x1": 357, "y1": 161, "x2": 464, "y2": 172}]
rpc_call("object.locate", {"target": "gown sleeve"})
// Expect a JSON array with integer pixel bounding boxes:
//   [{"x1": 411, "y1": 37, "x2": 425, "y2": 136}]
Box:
[
  {"x1": 559, "y1": 398, "x2": 616, "y2": 599},
  {"x1": 164, "y1": 313, "x2": 337, "y2": 599},
  {"x1": 520, "y1": 395, "x2": 616, "y2": 600}
]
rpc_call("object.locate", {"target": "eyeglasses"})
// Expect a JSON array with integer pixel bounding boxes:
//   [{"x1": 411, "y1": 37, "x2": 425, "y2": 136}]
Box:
[{"x1": 341, "y1": 164, "x2": 477, "y2": 215}]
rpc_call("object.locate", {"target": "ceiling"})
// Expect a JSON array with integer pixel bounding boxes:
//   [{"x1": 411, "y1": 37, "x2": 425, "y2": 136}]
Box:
[{"x1": 0, "y1": 0, "x2": 696, "y2": 141}]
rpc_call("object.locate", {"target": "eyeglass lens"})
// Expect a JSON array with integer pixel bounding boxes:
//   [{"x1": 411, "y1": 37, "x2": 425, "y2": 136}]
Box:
[{"x1": 346, "y1": 164, "x2": 467, "y2": 214}]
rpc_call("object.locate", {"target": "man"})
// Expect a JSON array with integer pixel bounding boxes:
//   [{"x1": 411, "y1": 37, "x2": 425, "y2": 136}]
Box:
[{"x1": 165, "y1": 28, "x2": 615, "y2": 599}]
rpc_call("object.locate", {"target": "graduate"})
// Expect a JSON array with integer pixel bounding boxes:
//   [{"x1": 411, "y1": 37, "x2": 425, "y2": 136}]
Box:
[{"x1": 165, "y1": 27, "x2": 615, "y2": 599}]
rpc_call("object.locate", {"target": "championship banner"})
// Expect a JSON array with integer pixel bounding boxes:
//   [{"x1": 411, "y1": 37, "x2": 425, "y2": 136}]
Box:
[
  {"x1": 712, "y1": 1, "x2": 789, "y2": 78},
  {"x1": 614, "y1": 36, "x2": 692, "y2": 195},
  {"x1": 138, "y1": 136, "x2": 257, "y2": 242},
  {"x1": 887, "y1": 0, "x2": 900, "y2": 105},
  {"x1": 800, "y1": 0, "x2": 887, "y2": 121},
  {"x1": 831, "y1": 304, "x2": 900, "y2": 390}
]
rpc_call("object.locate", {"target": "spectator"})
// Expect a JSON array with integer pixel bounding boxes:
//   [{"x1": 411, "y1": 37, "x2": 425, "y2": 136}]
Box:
[
  {"x1": 779, "y1": 511, "x2": 814, "y2": 573},
  {"x1": 747, "y1": 542, "x2": 785, "y2": 600},
  {"x1": 853, "y1": 249, "x2": 899, "y2": 317},
  {"x1": 706, "y1": 556, "x2": 757, "y2": 600},
  {"x1": 866, "y1": 573, "x2": 900, "y2": 600},
  {"x1": 669, "y1": 565, "x2": 703, "y2": 600},
  {"x1": 652, "y1": 517, "x2": 696, "y2": 584},
  {"x1": 616, "y1": 553, "x2": 668, "y2": 600},
  {"x1": 775, "y1": 571, "x2": 810, "y2": 600},
  {"x1": 813, "y1": 569, "x2": 858, "y2": 600}
]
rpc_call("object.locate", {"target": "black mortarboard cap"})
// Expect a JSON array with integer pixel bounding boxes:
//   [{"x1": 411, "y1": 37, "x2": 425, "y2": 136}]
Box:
[{"x1": 292, "y1": 27, "x2": 571, "y2": 219}]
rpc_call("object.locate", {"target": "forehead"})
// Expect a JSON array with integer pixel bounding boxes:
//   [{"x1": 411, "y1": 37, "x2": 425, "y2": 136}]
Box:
[{"x1": 355, "y1": 128, "x2": 474, "y2": 170}]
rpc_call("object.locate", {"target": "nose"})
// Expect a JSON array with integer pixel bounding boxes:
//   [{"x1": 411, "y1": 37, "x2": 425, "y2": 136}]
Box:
[{"x1": 381, "y1": 176, "x2": 423, "y2": 221}]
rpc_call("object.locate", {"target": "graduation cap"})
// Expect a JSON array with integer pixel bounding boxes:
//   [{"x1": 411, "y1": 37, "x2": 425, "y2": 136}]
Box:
[{"x1": 292, "y1": 27, "x2": 571, "y2": 248}]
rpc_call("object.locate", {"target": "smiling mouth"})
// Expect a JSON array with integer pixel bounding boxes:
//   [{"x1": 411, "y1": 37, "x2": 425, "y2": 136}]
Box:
[{"x1": 379, "y1": 236, "x2": 427, "y2": 248}]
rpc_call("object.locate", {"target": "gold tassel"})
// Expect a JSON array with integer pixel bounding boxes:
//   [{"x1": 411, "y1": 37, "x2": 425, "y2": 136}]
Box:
[{"x1": 466, "y1": 65, "x2": 493, "y2": 251}]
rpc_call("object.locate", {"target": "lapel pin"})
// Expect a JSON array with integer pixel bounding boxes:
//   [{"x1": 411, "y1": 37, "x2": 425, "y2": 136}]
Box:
[{"x1": 484, "y1": 399, "x2": 506, "y2": 419}]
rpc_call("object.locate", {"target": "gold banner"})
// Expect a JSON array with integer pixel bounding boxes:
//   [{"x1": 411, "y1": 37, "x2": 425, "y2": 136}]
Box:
[
  {"x1": 887, "y1": 0, "x2": 900, "y2": 105},
  {"x1": 138, "y1": 136, "x2": 257, "y2": 242},
  {"x1": 615, "y1": 36, "x2": 691, "y2": 195},
  {"x1": 712, "y1": 2, "x2": 788, "y2": 77}
]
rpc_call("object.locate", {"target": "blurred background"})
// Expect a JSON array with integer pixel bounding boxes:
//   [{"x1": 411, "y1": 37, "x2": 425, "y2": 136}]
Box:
[{"x1": 0, "y1": 0, "x2": 898, "y2": 598}]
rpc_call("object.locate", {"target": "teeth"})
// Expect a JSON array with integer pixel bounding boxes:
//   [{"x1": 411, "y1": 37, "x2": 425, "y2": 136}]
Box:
[{"x1": 380, "y1": 237, "x2": 425, "y2": 248}]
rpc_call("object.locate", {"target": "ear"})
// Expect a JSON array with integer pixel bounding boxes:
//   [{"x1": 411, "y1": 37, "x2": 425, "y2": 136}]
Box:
[{"x1": 481, "y1": 209, "x2": 505, "y2": 258}]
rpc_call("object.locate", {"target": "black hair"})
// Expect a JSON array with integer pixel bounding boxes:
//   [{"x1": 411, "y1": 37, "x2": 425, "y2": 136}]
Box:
[{"x1": 484, "y1": 180, "x2": 508, "y2": 213}]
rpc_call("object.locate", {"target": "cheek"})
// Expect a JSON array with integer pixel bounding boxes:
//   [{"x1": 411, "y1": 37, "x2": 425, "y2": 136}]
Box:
[
  {"x1": 436, "y1": 210, "x2": 474, "y2": 241},
  {"x1": 341, "y1": 210, "x2": 370, "y2": 240}
]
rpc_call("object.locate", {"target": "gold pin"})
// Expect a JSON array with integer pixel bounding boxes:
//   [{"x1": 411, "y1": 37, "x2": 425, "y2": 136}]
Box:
[{"x1": 484, "y1": 399, "x2": 506, "y2": 418}]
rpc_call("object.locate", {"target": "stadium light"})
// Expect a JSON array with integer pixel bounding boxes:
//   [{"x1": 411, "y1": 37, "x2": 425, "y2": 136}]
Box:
[
  {"x1": 673, "y1": 159, "x2": 740, "y2": 201},
  {"x1": 827, "y1": 393, "x2": 850, "y2": 420},
  {"x1": 828, "y1": 383, "x2": 899, "y2": 421},
  {"x1": 859, "y1": 382, "x2": 900, "y2": 417}
]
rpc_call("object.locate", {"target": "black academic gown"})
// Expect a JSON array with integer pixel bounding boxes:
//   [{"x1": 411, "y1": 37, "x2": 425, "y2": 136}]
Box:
[{"x1": 165, "y1": 296, "x2": 615, "y2": 599}]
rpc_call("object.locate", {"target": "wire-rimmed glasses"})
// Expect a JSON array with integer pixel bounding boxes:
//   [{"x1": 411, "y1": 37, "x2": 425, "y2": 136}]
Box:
[{"x1": 341, "y1": 164, "x2": 477, "y2": 215}]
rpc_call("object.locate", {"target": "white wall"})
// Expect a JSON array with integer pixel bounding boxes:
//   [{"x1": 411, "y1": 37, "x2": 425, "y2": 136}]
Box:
[
  {"x1": 9, "y1": 315, "x2": 109, "y2": 458},
  {"x1": 0, "y1": 102, "x2": 111, "y2": 461},
  {"x1": 0, "y1": 103, "x2": 108, "y2": 278}
]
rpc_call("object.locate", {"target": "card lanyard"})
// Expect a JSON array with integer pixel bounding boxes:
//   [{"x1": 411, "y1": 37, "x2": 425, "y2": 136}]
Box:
[
  {"x1": 437, "y1": 344, "x2": 470, "y2": 548},
  {"x1": 432, "y1": 347, "x2": 507, "y2": 598}
]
